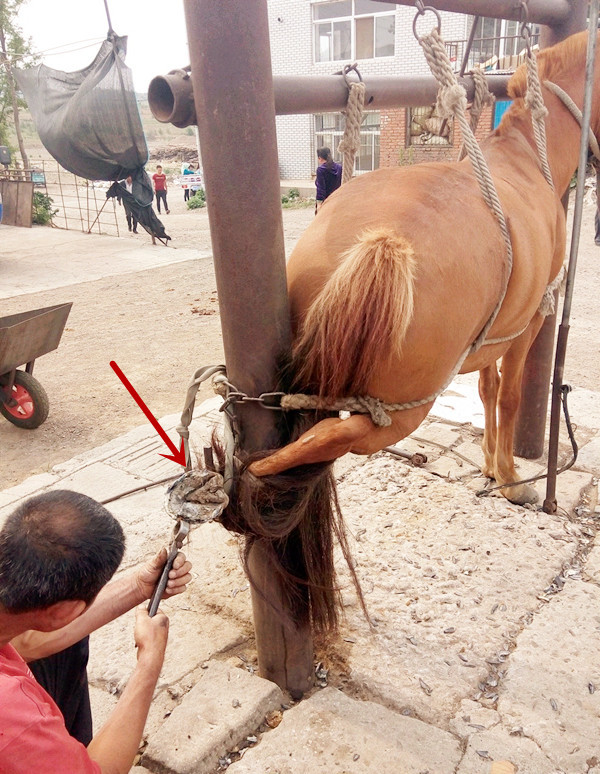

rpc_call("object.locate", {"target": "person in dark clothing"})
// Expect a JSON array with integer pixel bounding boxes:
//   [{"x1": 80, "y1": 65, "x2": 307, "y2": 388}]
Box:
[
  {"x1": 120, "y1": 176, "x2": 138, "y2": 233},
  {"x1": 315, "y1": 147, "x2": 342, "y2": 214}
]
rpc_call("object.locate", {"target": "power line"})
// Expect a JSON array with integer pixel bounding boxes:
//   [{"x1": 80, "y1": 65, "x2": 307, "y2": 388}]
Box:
[{"x1": 1, "y1": 37, "x2": 105, "y2": 68}]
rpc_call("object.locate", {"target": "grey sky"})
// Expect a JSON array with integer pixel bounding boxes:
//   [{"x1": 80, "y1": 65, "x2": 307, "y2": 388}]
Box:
[{"x1": 16, "y1": 0, "x2": 189, "y2": 92}]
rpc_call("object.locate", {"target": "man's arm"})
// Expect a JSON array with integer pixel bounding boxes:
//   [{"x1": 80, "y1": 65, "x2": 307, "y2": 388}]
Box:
[
  {"x1": 11, "y1": 550, "x2": 191, "y2": 661},
  {"x1": 86, "y1": 607, "x2": 169, "y2": 774}
]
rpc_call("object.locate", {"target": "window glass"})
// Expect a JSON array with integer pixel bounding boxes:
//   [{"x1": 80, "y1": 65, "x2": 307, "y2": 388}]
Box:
[
  {"x1": 315, "y1": 111, "x2": 380, "y2": 173},
  {"x1": 362, "y1": 112, "x2": 380, "y2": 128},
  {"x1": 332, "y1": 19, "x2": 352, "y2": 60},
  {"x1": 313, "y1": 1, "x2": 352, "y2": 20},
  {"x1": 356, "y1": 134, "x2": 372, "y2": 171},
  {"x1": 355, "y1": 0, "x2": 395, "y2": 14},
  {"x1": 356, "y1": 16, "x2": 374, "y2": 59},
  {"x1": 315, "y1": 22, "x2": 332, "y2": 62},
  {"x1": 375, "y1": 15, "x2": 395, "y2": 56},
  {"x1": 316, "y1": 113, "x2": 345, "y2": 131}
]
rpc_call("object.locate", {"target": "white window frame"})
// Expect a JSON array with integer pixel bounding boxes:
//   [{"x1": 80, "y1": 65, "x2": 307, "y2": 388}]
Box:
[
  {"x1": 314, "y1": 111, "x2": 380, "y2": 174},
  {"x1": 312, "y1": 1, "x2": 396, "y2": 64}
]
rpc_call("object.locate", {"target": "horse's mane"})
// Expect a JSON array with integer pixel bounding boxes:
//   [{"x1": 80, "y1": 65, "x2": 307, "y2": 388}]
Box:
[{"x1": 497, "y1": 30, "x2": 589, "y2": 135}]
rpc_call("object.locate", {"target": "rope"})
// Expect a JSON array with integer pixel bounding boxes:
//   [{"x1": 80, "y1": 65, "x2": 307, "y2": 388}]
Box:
[
  {"x1": 538, "y1": 264, "x2": 566, "y2": 316},
  {"x1": 525, "y1": 52, "x2": 555, "y2": 189},
  {"x1": 338, "y1": 81, "x2": 366, "y2": 185},
  {"x1": 103, "y1": 0, "x2": 115, "y2": 35},
  {"x1": 458, "y1": 66, "x2": 494, "y2": 160},
  {"x1": 418, "y1": 28, "x2": 513, "y2": 357},
  {"x1": 175, "y1": 364, "x2": 227, "y2": 468},
  {"x1": 544, "y1": 80, "x2": 600, "y2": 160}
]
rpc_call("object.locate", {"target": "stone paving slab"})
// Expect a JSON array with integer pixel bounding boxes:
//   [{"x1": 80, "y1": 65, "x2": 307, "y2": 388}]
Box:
[
  {"x1": 497, "y1": 581, "x2": 600, "y2": 773},
  {"x1": 1, "y1": 390, "x2": 598, "y2": 773},
  {"x1": 0, "y1": 223, "x2": 207, "y2": 299},
  {"x1": 226, "y1": 686, "x2": 463, "y2": 774},
  {"x1": 456, "y1": 727, "x2": 556, "y2": 773},
  {"x1": 430, "y1": 374, "x2": 485, "y2": 429},
  {"x1": 332, "y1": 455, "x2": 583, "y2": 727},
  {"x1": 576, "y1": 434, "x2": 600, "y2": 474},
  {"x1": 142, "y1": 660, "x2": 284, "y2": 774}
]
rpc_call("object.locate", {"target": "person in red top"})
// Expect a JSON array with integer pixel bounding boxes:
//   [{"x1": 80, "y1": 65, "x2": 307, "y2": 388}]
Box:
[
  {"x1": 152, "y1": 164, "x2": 170, "y2": 214},
  {"x1": 0, "y1": 490, "x2": 191, "y2": 774}
]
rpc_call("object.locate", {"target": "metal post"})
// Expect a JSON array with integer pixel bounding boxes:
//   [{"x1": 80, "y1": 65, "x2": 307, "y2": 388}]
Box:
[
  {"x1": 514, "y1": 0, "x2": 589, "y2": 458},
  {"x1": 183, "y1": 0, "x2": 313, "y2": 697},
  {"x1": 544, "y1": 0, "x2": 599, "y2": 512}
]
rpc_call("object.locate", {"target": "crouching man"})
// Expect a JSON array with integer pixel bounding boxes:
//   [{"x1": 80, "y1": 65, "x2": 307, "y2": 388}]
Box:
[{"x1": 0, "y1": 489, "x2": 192, "y2": 774}]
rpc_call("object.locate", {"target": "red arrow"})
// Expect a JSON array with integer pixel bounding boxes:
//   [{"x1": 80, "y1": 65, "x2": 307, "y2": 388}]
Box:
[{"x1": 110, "y1": 360, "x2": 187, "y2": 468}]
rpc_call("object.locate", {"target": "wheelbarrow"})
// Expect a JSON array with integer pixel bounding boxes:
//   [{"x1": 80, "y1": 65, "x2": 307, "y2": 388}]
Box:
[{"x1": 0, "y1": 303, "x2": 72, "y2": 429}]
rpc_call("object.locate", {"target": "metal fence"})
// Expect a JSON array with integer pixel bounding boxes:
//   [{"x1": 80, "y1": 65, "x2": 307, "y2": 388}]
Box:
[
  {"x1": 0, "y1": 159, "x2": 121, "y2": 235},
  {"x1": 446, "y1": 32, "x2": 541, "y2": 73}
]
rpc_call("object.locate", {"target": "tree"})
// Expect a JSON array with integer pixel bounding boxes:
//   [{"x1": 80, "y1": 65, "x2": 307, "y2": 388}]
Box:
[{"x1": 0, "y1": 0, "x2": 35, "y2": 170}]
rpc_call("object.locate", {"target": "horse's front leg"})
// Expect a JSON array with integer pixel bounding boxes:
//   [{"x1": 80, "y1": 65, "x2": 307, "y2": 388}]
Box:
[
  {"x1": 494, "y1": 317, "x2": 544, "y2": 505},
  {"x1": 478, "y1": 364, "x2": 500, "y2": 479}
]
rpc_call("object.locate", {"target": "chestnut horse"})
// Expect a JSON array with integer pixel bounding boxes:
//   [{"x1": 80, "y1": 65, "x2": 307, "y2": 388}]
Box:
[
  {"x1": 220, "y1": 31, "x2": 597, "y2": 633},
  {"x1": 248, "y1": 31, "x2": 597, "y2": 508}
]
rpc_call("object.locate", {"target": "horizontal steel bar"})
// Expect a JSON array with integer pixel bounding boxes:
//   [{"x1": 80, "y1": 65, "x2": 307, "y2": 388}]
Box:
[
  {"x1": 273, "y1": 73, "x2": 512, "y2": 114},
  {"x1": 149, "y1": 71, "x2": 512, "y2": 127},
  {"x1": 376, "y1": 0, "x2": 572, "y2": 26}
]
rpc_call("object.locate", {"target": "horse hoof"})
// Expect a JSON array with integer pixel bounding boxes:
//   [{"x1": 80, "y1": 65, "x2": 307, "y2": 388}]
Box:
[{"x1": 503, "y1": 482, "x2": 539, "y2": 506}]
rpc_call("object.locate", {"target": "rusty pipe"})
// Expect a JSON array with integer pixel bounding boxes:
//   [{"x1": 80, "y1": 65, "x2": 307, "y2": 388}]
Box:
[
  {"x1": 148, "y1": 70, "x2": 512, "y2": 127},
  {"x1": 148, "y1": 69, "x2": 195, "y2": 128}
]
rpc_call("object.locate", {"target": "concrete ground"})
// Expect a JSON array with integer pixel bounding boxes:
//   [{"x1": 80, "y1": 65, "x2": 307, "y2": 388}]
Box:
[{"x1": 1, "y1": 220, "x2": 599, "y2": 774}]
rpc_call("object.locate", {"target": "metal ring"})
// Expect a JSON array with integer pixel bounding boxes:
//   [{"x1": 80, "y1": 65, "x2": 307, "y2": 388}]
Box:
[
  {"x1": 341, "y1": 62, "x2": 363, "y2": 87},
  {"x1": 519, "y1": 23, "x2": 532, "y2": 57},
  {"x1": 412, "y1": 3, "x2": 442, "y2": 42}
]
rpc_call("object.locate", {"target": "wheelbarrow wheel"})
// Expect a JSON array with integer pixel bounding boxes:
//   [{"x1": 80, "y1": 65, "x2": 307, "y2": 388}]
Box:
[{"x1": 0, "y1": 370, "x2": 49, "y2": 429}]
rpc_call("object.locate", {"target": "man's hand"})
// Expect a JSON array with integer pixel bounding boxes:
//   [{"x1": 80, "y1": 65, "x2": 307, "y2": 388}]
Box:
[
  {"x1": 134, "y1": 606, "x2": 169, "y2": 668},
  {"x1": 134, "y1": 549, "x2": 192, "y2": 603}
]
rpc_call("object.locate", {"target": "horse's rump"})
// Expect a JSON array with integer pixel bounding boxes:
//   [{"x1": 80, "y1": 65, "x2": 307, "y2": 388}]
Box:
[{"x1": 291, "y1": 227, "x2": 417, "y2": 399}]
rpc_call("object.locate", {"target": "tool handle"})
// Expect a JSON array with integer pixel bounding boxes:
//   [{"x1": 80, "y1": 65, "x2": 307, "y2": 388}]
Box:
[{"x1": 147, "y1": 546, "x2": 177, "y2": 617}]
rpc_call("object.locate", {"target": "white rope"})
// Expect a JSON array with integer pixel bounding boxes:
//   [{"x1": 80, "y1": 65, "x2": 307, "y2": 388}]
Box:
[
  {"x1": 418, "y1": 28, "x2": 513, "y2": 355},
  {"x1": 525, "y1": 52, "x2": 555, "y2": 189},
  {"x1": 458, "y1": 66, "x2": 495, "y2": 161},
  {"x1": 338, "y1": 81, "x2": 366, "y2": 185},
  {"x1": 544, "y1": 80, "x2": 600, "y2": 160}
]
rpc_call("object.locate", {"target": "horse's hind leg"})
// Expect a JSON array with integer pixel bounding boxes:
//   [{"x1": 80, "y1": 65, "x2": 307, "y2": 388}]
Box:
[
  {"x1": 478, "y1": 364, "x2": 500, "y2": 479},
  {"x1": 494, "y1": 317, "x2": 544, "y2": 505}
]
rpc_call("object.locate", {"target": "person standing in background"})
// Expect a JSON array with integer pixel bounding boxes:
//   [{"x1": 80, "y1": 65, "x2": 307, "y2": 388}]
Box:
[
  {"x1": 315, "y1": 147, "x2": 342, "y2": 215},
  {"x1": 152, "y1": 165, "x2": 169, "y2": 214},
  {"x1": 120, "y1": 175, "x2": 138, "y2": 233},
  {"x1": 183, "y1": 162, "x2": 194, "y2": 202}
]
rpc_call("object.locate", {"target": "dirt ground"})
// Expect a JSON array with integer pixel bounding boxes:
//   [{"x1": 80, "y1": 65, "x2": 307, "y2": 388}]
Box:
[{"x1": 0, "y1": 187, "x2": 598, "y2": 491}]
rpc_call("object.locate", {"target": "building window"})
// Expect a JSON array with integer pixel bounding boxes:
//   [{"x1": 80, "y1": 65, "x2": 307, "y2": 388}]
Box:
[
  {"x1": 470, "y1": 17, "x2": 539, "y2": 69},
  {"x1": 407, "y1": 106, "x2": 452, "y2": 147},
  {"x1": 315, "y1": 111, "x2": 380, "y2": 173},
  {"x1": 313, "y1": 1, "x2": 396, "y2": 63}
]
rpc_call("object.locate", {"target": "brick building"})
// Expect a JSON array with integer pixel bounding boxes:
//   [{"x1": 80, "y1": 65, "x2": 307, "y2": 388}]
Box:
[{"x1": 267, "y1": 1, "x2": 530, "y2": 178}]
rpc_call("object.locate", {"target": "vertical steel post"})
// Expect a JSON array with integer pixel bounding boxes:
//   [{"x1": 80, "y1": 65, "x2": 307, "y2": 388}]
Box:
[
  {"x1": 513, "y1": 0, "x2": 588, "y2": 458},
  {"x1": 183, "y1": 0, "x2": 313, "y2": 697}
]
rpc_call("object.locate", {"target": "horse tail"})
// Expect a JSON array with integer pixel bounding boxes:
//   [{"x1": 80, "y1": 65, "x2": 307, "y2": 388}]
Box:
[
  {"x1": 291, "y1": 228, "x2": 416, "y2": 397},
  {"x1": 213, "y1": 430, "x2": 368, "y2": 635}
]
